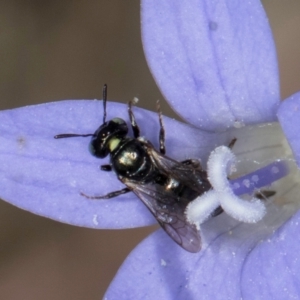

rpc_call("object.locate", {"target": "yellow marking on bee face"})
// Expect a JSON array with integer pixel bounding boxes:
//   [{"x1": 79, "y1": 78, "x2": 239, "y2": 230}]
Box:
[
  {"x1": 109, "y1": 138, "x2": 121, "y2": 151},
  {"x1": 112, "y1": 118, "x2": 123, "y2": 124}
]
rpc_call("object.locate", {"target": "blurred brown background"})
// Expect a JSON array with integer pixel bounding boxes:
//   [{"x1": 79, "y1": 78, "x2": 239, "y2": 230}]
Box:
[{"x1": 0, "y1": 1, "x2": 299, "y2": 299}]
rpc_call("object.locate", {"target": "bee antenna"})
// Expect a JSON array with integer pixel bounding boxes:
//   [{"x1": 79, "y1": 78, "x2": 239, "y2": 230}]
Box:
[{"x1": 103, "y1": 84, "x2": 107, "y2": 123}]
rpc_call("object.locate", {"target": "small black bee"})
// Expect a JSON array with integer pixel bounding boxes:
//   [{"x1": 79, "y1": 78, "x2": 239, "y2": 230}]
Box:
[{"x1": 55, "y1": 85, "x2": 215, "y2": 253}]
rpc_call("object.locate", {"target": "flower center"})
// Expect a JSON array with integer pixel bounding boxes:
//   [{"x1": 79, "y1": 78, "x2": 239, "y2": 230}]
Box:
[{"x1": 186, "y1": 122, "x2": 299, "y2": 228}]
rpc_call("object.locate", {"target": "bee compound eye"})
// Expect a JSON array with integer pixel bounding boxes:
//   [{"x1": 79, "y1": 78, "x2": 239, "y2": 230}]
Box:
[
  {"x1": 112, "y1": 118, "x2": 125, "y2": 125},
  {"x1": 88, "y1": 140, "x2": 96, "y2": 156},
  {"x1": 107, "y1": 118, "x2": 128, "y2": 137},
  {"x1": 89, "y1": 138, "x2": 109, "y2": 158}
]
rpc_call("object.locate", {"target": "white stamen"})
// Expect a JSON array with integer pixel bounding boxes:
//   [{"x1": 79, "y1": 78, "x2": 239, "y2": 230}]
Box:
[
  {"x1": 185, "y1": 190, "x2": 220, "y2": 229},
  {"x1": 220, "y1": 192, "x2": 266, "y2": 223},
  {"x1": 186, "y1": 146, "x2": 266, "y2": 227},
  {"x1": 207, "y1": 146, "x2": 266, "y2": 223},
  {"x1": 207, "y1": 146, "x2": 236, "y2": 190}
]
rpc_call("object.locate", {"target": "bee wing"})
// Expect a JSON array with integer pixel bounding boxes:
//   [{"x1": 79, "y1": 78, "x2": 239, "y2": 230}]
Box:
[
  {"x1": 122, "y1": 178, "x2": 201, "y2": 253},
  {"x1": 145, "y1": 142, "x2": 212, "y2": 195}
]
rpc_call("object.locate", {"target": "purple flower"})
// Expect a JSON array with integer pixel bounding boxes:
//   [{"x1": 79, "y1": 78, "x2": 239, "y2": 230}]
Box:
[{"x1": 0, "y1": 0, "x2": 300, "y2": 299}]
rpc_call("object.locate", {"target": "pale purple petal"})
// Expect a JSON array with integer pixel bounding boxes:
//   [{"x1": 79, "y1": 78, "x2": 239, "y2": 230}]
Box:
[
  {"x1": 105, "y1": 205, "x2": 289, "y2": 299},
  {"x1": 142, "y1": 0, "x2": 279, "y2": 130},
  {"x1": 277, "y1": 92, "x2": 300, "y2": 167},
  {"x1": 0, "y1": 101, "x2": 225, "y2": 229},
  {"x1": 242, "y1": 210, "x2": 300, "y2": 299}
]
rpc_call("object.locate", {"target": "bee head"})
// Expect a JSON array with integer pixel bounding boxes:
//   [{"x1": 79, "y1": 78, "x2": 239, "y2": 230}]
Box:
[{"x1": 89, "y1": 118, "x2": 128, "y2": 158}]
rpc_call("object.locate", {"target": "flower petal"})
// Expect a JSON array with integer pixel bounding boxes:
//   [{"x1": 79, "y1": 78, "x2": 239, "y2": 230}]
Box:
[
  {"x1": 0, "y1": 101, "x2": 225, "y2": 229},
  {"x1": 241, "y1": 210, "x2": 300, "y2": 299},
  {"x1": 142, "y1": 0, "x2": 279, "y2": 130},
  {"x1": 105, "y1": 205, "x2": 290, "y2": 299},
  {"x1": 277, "y1": 92, "x2": 300, "y2": 167}
]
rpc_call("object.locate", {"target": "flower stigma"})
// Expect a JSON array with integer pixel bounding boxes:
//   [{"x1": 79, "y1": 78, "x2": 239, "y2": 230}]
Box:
[{"x1": 186, "y1": 122, "x2": 300, "y2": 229}]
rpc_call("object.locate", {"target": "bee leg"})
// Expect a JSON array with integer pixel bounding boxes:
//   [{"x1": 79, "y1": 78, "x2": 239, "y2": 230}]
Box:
[
  {"x1": 228, "y1": 138, "x2": 237, "y2": 149},
  {"x1": 156, "y1": 100, "x2": 166, "y2": 155},
  {"x1": 210, "y1": 206, "x2": 224, "y2": 218},
  {"x1": 80, "y1": 187, "x2": 131, "y2": 199},
  {"x1": 100, "y1": 164, "x2": 112, "y2": 171},
  {"x1": 255, "y1": 190, "x2": 276, "y2": 200},
  {"x1": 128, "y1": 98, "x2": 140, "y2": 138},
  {"x1": 210, "y1": 191, "x2": 276, "y2": 218},
  {"x1": 181, "y1": 159, "x2": 202, "y2": 169}
]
